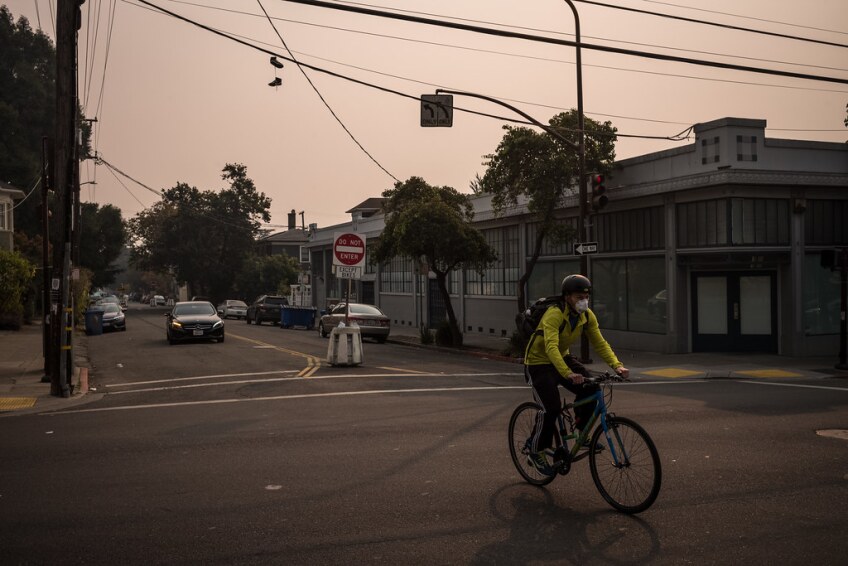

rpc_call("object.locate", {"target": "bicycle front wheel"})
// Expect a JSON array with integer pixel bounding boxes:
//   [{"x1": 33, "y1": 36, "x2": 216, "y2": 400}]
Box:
[
  {"x1": 508, "y1": 402, "x2": 556, "y2": 486},
  {"x1": 589, "y1": 416, "x2": 662, "y2": 514}
]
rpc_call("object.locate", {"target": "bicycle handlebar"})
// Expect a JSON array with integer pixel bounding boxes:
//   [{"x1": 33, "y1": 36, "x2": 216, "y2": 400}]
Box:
[{"x1": 582, "y1": 371, "x2": 629, "y2": 385}]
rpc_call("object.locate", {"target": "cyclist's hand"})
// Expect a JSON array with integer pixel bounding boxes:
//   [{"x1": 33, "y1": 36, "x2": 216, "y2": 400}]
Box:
[
  {"x1": 615, "y1": 366, "x2": 630, "y2": 379},
  {"x1": 569, "y1": 372, "x2": 585, "y2": 385}
]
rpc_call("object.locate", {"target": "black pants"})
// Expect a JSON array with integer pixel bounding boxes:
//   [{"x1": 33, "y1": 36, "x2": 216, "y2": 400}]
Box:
[{"x1": 525, "y1": 364, "x2": 599, "y2": 452}]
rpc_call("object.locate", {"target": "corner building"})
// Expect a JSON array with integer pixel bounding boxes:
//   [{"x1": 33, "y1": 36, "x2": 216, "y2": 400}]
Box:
[{"x1": 305, "y1": 117, "x2": 848, "y2": 357}]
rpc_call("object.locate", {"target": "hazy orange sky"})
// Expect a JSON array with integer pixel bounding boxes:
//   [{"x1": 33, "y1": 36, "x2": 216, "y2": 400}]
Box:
[{"x1": 5, "y1": 0, "x2": 847, "y2": 229}]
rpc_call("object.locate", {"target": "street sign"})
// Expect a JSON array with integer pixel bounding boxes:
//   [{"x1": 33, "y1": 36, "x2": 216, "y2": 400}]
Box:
[
  {"x1": 574, "y1": 242, "x2": 598, "y2": 255},
  {"x1": 334, "y1": 266, "x2": 362, "y2": 280},
  {"x1": 420, "y1": 94, "x2": 453, "y2": 127},
  {"x1": 333, "y1": 232, "x2": 366, "y2": 268}
]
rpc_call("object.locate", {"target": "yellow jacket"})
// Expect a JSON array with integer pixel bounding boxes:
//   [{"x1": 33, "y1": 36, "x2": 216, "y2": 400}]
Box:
[{"x1": 524, "y1": 304, "x2": 623, "y2": 378}]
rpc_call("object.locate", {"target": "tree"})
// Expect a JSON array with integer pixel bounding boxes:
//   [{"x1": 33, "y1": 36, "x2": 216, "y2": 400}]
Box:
[
  {"x1": 234, "y1": 254, "x2": 300, "y2": 303},
  {"x1": 373, "y1": 176, "x2": 497, "y2": 347},
  {"x1": 127, "y1": 164, "x2": 271, "y2": 302},
  {"x1": 0, "y1": 249, "x2": 36, "y2": 329},
  {"x1": 478, "y1": 110, "x2": 617, "y2": 312},
  {"x1": 78, "y1": 203, "x2": 127, "y2": 287}
]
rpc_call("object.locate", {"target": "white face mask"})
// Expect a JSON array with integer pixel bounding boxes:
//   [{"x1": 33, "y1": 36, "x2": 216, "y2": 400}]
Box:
[{"x1": 575, "y1": 298, "x2": 589, "y2": 314}]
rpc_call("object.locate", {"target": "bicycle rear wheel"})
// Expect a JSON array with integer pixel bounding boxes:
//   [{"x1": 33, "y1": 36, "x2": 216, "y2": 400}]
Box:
[
  {"x1": 589, "y1": 416, "x2": 661, "y2": 513},
  {"x1": 508, "y1": 402, "x2": 556, "y2": 486}
]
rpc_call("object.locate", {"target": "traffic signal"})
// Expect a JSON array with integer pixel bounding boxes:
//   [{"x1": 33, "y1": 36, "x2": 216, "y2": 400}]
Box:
[{"x1": 591, "y1": 173, "x2": 608, "y2": 212}]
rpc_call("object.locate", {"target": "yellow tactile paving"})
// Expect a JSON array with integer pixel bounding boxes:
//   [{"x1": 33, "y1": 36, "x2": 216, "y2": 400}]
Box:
[
  {"x1": 0, "y1": 397, "x2": 37, "y2": 411},
  {"x1": 736, "y1": 369, "x2": 803, "y2": 378},
  {"x1": 642, "y1": 368, "x2": 703, "y2": 378}
]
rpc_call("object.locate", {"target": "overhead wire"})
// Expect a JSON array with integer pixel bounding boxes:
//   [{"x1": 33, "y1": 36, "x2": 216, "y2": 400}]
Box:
[
  {"x1": 255, "y1": 0, "x2": 400, "y2": 183},
  {"x1": 10, "y1": 176, "x2": 43, "y2": 210},
  {"x1": 573, "y1": 0, "x2": 848, "y2": 49}
]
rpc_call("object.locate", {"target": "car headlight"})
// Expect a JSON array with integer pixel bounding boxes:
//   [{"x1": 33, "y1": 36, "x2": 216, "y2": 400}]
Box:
[
  {"x1": 213, "y1": 320, "x2": 224, "y2": 329},
  {"x1": 171, "y1": 320, "x2": 183, "y2": 329}
]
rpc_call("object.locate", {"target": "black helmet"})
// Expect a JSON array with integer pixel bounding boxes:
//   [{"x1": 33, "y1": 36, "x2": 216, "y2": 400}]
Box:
[{"x1": 561, "y1": 274, "x2": 592, "y2": 295}]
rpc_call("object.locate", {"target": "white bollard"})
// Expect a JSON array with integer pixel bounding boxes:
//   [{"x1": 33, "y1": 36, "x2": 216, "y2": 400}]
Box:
[{"x1": 327, "y1": 325, "x2": 364, "y2": 366}]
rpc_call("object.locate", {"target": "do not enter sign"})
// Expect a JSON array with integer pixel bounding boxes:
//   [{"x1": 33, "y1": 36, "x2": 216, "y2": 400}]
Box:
[{"x1": 333, "y1": 232, "x2": 366, "y2": 267}]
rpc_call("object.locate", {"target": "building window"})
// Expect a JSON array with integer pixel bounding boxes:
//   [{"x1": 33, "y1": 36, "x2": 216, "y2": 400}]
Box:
[
  {"x1": 527, "y1": 259, "x2": 580, "y2": 301},
  {"x1": 526, "y1": 218, "x2": 578, "y2": 256},
  {"x1": 0, "y1": 202, "x2": 8, "y2": 231},
  {"x1": 596, "y1": 207, "x2": 665, "y2": 252},
  {"x1": 730, "y1": 198, "x2": 789, "y2": 245},
  {"x1": 737, "y1": 135, "x2": 757, "y2": 162},
  {"x1": 380, "y1": 256, "x2": 412, "y2": 293},
  {"x1": 364, "y1": 244, "x2": 376, "y2": 274},
  {"x1": 677, "y1": 198, "x2": 789, "y2": 247},
  {"x1": 592, "y1": 257, "x2": 666, "y2": 334},
  {"x1": 466, "y1": 226, "x2": 519, "y2": 296},
  {"x1": 803, "y1": 253, "x2": 839, "y2": 336},
  {"x1": 701, "y1": 136, "x2": 720, "y2": 165},
  {"x1": 805, "y1": 199, "x2": 848, "y2": 245}
]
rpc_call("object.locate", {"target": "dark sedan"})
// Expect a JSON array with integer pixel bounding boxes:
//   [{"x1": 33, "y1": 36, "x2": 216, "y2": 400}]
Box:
[
  {"x1": 318, "y1": 303, "x2": 390, "y2": 343},
  {"x1": 101, "y1": 303, "x2": 126, "y2": 332},
  {"x1": 165, "y1": 301, "x2": 225, "y2": 344}
]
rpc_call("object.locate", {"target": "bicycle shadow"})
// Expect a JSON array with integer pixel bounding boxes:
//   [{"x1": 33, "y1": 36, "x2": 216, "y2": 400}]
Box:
[{"x1": 471, "y1": 482, "x2": 662, "y2": 565}]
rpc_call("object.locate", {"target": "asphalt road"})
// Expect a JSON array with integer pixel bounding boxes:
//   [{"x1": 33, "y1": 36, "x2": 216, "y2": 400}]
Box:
[{"x1": 2, "y1": 306, "x2": 847, "y2": 565}]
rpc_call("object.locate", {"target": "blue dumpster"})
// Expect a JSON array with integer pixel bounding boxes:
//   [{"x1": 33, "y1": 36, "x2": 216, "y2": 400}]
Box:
[
  {"x1": 85, "y1": 308, "x2": 104, "y2": 336},
  {"x1": 281, "y1": 306, "x2": 317, "y2": 329}
]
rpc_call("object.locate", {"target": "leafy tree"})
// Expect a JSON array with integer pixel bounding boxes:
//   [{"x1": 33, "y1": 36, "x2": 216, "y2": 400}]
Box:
[
  {"x1": 128, "y1": 164, "x2": 271, "y2": 302},
  {"x1": 479, "y1": 110, "x2": 617, "y2": 311},
  {"x1": 0, "y1": 249, "x2": 36, "y2": 329},
  {"x1": 373, "y1": 176, "x2": 497, "y2": 347},
  {"x1": 234, "y1": 254, "x2": 300, "y2": 303},
  {"x1": 79, "y1": 203, "x2": 127, "y2": 287}
]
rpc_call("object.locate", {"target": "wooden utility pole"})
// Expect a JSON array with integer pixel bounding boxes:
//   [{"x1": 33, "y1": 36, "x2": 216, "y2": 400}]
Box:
[{"x1": 50, "y1": 0, "x2": 82, "y2": 397}]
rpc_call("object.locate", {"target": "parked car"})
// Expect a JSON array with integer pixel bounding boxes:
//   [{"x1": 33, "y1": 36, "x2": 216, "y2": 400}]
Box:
[
  {"x1": 318, "y1": 303, "x2": 390, "y2": 343},
  {"x1": 100, "y1": 303, "x2": 126, "y2": 332},
  {"x1": 165, "y1": 301, "x2": 225, "y2": 344},
  {"x1": 217, "y1": 299, "x2": 248, "y2": 319},
  {"x1": 246, "y1": 295, "x2": 289, "y2": 325},
  {"x1": 153, "y1": 295, "x2": 166, "y2": 306}
]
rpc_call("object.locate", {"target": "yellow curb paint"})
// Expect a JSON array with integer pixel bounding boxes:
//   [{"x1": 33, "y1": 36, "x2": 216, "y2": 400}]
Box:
[
  {"x1": 0, "y1": 397, "x2": 37, "y2": 410},
  {"x1": 736, "y1": 369, "x2": 803, "y2": 378},
  {"x1": 642, "y1": 368, "x2": 703, "y2": 378}
]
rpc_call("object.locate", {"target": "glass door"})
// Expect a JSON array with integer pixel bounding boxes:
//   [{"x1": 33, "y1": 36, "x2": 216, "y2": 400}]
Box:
[{"x1": 692, "y1": 272, "x2": 777, "y2": 352}]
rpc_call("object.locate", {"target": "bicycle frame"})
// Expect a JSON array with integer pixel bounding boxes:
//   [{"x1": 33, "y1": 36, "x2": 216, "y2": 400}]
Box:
[{"x1": 557, "y1": 387, "x2": 629, "y2": 466}]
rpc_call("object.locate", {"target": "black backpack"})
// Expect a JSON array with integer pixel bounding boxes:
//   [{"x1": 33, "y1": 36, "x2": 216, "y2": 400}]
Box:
[{"x1": 515, "y1": 296, "x2": 565, "y2": 343}]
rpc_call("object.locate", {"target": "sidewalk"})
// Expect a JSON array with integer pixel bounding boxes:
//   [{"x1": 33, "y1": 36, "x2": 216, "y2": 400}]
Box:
[
  {"x1": 385, "y1": 325, "x2": 848, "y2": 380},
  {"x1": 0, "y1": 321, "x2": 94, "y2": 417},
  {"x1": 2, "y1": 321, "x2": 845, "y2": 416}
]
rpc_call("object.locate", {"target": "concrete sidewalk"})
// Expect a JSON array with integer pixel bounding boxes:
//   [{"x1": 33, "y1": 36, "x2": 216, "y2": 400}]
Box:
[
  {"x1": 0, "y1": 321, "x2": 94, "y2": 417},
  {"x1": 2, "y1": 321, "x2": 845, "y2": 416}
]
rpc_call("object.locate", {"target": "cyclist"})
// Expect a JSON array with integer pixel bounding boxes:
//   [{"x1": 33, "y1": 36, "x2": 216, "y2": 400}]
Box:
[{"x1": 524, "y1": 274, "x2": 629, "y2": 475}]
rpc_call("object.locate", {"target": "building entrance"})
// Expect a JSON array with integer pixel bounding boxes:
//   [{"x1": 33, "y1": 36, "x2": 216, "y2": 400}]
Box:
[{"x1": 691, "y1": 271, "x2": 777, "y2": 353}]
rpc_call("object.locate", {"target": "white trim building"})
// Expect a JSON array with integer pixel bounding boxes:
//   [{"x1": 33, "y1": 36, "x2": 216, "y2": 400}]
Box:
[{"x1": 303, "y1": 118, "x2": 848, "y2": 356}]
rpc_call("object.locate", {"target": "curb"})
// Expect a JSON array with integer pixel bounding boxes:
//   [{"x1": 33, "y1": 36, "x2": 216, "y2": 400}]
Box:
[{"x1": 385, "y1": 336, "x2": 520, "y2": 364}]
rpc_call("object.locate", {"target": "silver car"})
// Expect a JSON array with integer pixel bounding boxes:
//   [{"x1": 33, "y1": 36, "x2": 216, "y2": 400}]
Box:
[{"x1": 217, "y1": 299, "x2": 248, "y2": 320}]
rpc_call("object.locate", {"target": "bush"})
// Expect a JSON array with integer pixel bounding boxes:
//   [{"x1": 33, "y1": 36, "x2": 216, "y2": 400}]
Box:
[
  {"x1": 419, "y1": 324, "x2": 434, "y2": 345},
  {"x1": 71, "y1": 268, "x2": 93, "y2": 327},
  {"x1": 435, "y1": 320, "x2": 463, "y2": 347},
  {"x1": 0, "y1": 250, "x2": 36, "y2": 330}
]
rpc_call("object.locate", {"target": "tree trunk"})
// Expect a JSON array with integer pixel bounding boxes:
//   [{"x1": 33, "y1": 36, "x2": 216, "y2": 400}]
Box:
[{"x1": 435, "y1": 270, "x2": 462, "y2": 347}]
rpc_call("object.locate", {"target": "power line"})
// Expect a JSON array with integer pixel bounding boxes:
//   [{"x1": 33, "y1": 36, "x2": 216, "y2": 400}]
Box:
[
  {"x1": 638, "y1": 0, "x2": 848, "y2": 37},
  {"x1": 255, "y1": 0, "x2": 399, "y2": 183},
  {"x1": 133, "y1": 0, "x2": 696, "y2": 141},
  {"x1": 272, "y1": 0, "x2": 848, "y2": 85},
  {"x1": 574, "y1": 0, "x2": 848, "y2": 49},
  {"x1": 154, "y1": 0, "x2": 848, "y2": 76}
]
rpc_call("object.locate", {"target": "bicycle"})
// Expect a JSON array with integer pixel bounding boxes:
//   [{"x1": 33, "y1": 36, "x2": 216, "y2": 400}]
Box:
[{"x1": 508, "y1": 371, "x2": 662, "y2": 514}]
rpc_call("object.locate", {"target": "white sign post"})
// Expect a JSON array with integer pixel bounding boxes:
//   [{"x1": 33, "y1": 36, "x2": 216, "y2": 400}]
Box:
[{"x1": 333, "y1": 233, "x2": 366, "y2": 323}]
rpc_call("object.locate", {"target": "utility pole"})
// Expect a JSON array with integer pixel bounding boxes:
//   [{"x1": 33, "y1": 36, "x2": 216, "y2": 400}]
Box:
[
  {"x1": 41, "y1": 137, "x2": 53, "y2": 383},
  {"x1": 50, "y1": 0, "x2": 83, "y2": 397}
]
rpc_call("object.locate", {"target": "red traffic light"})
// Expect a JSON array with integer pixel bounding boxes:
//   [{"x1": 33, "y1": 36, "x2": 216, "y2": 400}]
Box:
[{"x1": 591, "y1": 174, "x2": 608, "y2": 211}]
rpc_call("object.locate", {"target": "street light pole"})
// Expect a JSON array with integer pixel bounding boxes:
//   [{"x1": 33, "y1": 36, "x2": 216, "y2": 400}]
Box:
[{"x1": 561, "y1": 0, "x2": 592, "y2": 362}]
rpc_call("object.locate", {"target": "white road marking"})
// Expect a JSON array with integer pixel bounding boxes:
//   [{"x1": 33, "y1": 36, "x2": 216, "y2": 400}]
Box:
[{"x1": 104, "y1": 370, "x2": 301, "y2": 388}]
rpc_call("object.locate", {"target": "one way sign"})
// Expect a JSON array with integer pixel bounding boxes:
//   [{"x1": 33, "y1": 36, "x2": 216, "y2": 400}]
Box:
[{"x1": 574, "y1": 242, "x2": 598, "y2": 255}]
